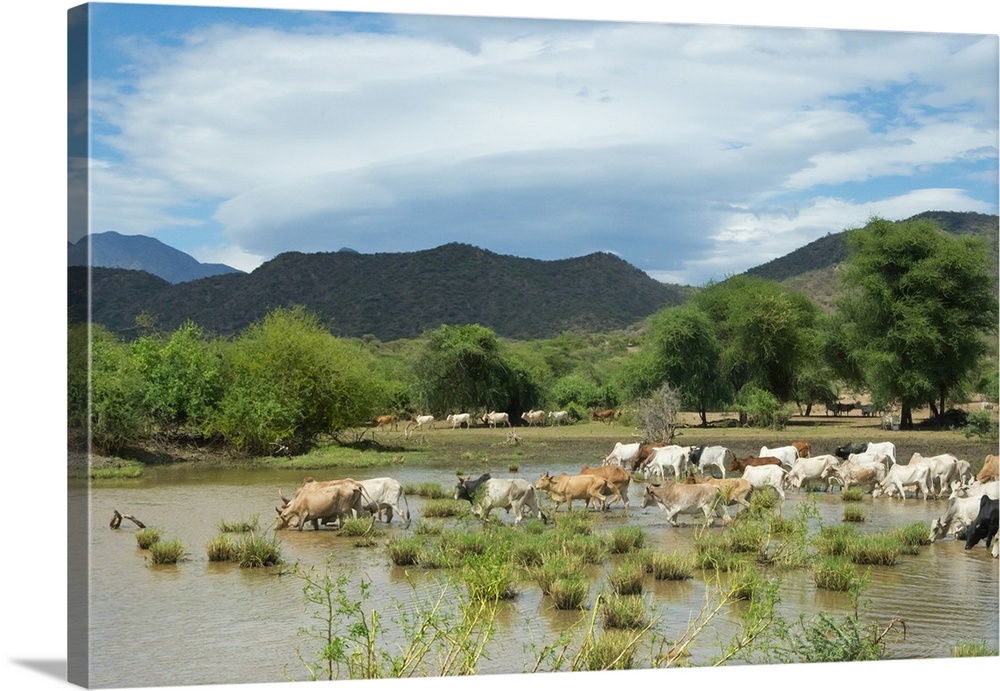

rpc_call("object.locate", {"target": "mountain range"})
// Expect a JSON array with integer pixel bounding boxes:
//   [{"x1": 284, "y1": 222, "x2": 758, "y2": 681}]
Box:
[{"x1": 68, "y1": 211, "x2": 998, "y2": 341}]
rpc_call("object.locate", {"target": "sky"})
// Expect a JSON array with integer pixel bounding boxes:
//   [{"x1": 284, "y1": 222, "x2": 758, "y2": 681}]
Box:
[{"x1": 71, "y1": 0, "x2": 999, "y2": 287}]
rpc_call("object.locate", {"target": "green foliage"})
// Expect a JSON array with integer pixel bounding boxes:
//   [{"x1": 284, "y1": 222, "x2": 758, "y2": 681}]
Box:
[
  {"x1": 964, "y1": 410, "x2": 999, "y2": 440},
  {"x1": 734, "y1": 386, "x2": 790, "y2": 430},
  {"x1": 204, "y1": 307, "x2": 392, "y2": 454},
  {"x1": 146, "y1": 538, "x2": 185, "y2": 564},
  {"x1": 835, "y1": 216, "x2": 998, "y2": 425},
  {"x1": 132, "y1": 321, "x2": 224, "y2": 428},
  {"x1": 953, "y1": 639, "x2": 999, "y2": 657},
  {"x1": 550, "y1": 374, "x2": 603, "y2": 409},
  {"x1": 89, "y1": 326, "x2": 150, "y2": 452}
]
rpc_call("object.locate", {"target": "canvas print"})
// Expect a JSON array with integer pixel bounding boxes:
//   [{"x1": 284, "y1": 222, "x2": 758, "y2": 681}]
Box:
[{"x1": 66, "y1": 2, "x2": 999, "y2": 689}]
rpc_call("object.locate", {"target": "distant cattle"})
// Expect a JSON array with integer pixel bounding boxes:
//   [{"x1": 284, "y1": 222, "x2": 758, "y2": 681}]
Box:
[
  {"x1": 580, "y1": 464, "x2": 632, "y2": 509},
  {"x1": 741, "y1": 464, "x2": 788, "y2": 501},
  {"x1": 828, "y1": 401, "x2": 859, "y2": 416},
  {"x1": 860, "y1": 404, "x2": 874, "y2": 417},
  {"x1": 592, "y1": 408, "x2": 618, "y2": 423},
  {"x1": 645, "y1": 445, "x2": 693, "y2": 482},
  {"x1": 535, "y1": 472, "x2": 620, "y2": 512},
  {"x1": 783, "y1": 454, "x2": 840, "y2": 492},
  {"x1": 688, "y1": 445, "x2": 732, "y2": 479},
  {"x1": 359, "y1": 477, "x2": 411, "y2": 527},
  {"x1": 446, "y1": 413, "x2": 472, "y2": 429},
  {"x1": 604, "y1": 441, "x2": 642, "y2": 468},
  {"x1": 977, "y1": 454, "x2": 999, "y2": 484},
  {"x1": 729, "y1": 455, "x2": 781, "y2": 475},
  {"x1": 373, "y1": 415, "x2": 398, "y2": 431},
  {"x1": 482, "y1": 411, "x2": 510, "y2": 428},
  {"x1": 964, "y1": 496, "x2": 999, "y2": 551},
  {"x1": 871, "y1": 462, "x2": 932, "y2": 500},
  {"x1": 464, "y1": 477, "x2": 547, "y2": 526},
  {"x1": 759, "y1": 445, "x2": 799, "y2": 468},
  {"x1": 275, "y1": 478, "x2": 368, "y2": 531},
  {"x1": 930, "y1": 493, "x2": 991, "y2": 542},
  {"x1": 521, "y1": 409, "x2": 547, "y2": 427},
  {"x1": 547, "y1": 410, "x2": 571, "y2": 425},
  {"x1": 640, "y1": 482, "x2": 731, "y2": 527},
  {"x1": 822, "y1": 457, "x2": 887, "y2": 493},
  {"x1": 684, "y1": 474, "x2": 752, "y2": 512},
  {"x1": 406, "y1": 415, "x2": 435, "y2": 437}
]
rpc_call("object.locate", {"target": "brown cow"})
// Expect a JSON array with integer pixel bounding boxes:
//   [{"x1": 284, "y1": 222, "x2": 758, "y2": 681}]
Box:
[
  {"x1": 631, "y1": 442, "x2": 673, "y2": 471},
  {"x1": 977, "y1": 454, "x2": 999, "y2": 483},
  {"x1": 580, "y1": 464, "x2": 632, "y2": 509},
  {"x1": 790, "y1": 440, "x2": 811, "y2": 459},
  {"x1": 535, "y1": 472, "x2": 620, "y2": 512},
  {"x1": 275, "y1": 477, "x2": 368, "y2": 531},
  {"x1": 592, "y1": 408, "x2": 617, "y2": 423},
  {"x1": 728, "y1": 456, "x2": 782, "y2": 474},
  {"x1": 373, "y1": 414, "x2": 397, "y2": 431},
  {"x1": 684, "y1": 473, "x2": 752, "y2": 511}
]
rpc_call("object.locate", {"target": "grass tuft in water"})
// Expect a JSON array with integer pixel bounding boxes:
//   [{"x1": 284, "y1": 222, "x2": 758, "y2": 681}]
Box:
[{"x1": 135, "y1": 527, "x2": 162, "y2": 550}]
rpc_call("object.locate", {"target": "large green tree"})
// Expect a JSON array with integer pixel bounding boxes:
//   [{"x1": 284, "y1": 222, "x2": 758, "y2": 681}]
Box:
[
  {"x1": 693, "y1": 275, "x2": 824, "y2": 405},
  {"x1": 834, "y1": 216, "x2": 998, "y2": 427},
  {"x1": 615, "y1": 305, "x2": 729, "y2": 426},
  {"x1": 414, "y1": 324, "x2": 541, "y2": 417}
]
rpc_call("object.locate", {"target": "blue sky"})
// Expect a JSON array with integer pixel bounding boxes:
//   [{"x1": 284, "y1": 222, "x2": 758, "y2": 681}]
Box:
[{"x1": 73, "y1": 1, "x2": 999, "y2": 287}]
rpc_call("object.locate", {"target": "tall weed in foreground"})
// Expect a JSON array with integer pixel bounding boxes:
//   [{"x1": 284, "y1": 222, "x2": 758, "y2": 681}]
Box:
[{"x1": 291, "y1": 558, "x2": 502, "y2": 680}]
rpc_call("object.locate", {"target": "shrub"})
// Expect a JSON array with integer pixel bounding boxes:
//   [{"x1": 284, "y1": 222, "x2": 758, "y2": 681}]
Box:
[
  {"x1": 600, "y1": 594, "x2": 649, "y2": 630},
  {"x1": 531, "y1": 552, "x2": 584, "y2": 595},
  {"x1": 964, "y1": 410, "x2": 998, "y2": 440},
  {"x1": 462, "y1": 550, "x2": 517, "y2": 602},
  {"x1": 607, "y1": 526, "x2": 647, "y2": 554},
  {"x1": 548, "y1": 576, "x2": 589, "y2": 610},
  {"x1": 608, "y1": 559, "x2": 645, "y2": 596},
  {"x1": 648, "y1": 552, "x2": 695, "y2": 581},
  {"x1": 840, "y1": 488, "x2": 864, "y2": 502},
  {"x1": 135, "y1": 527, "x2": 162, "y2": 550},
  {"x1": 218, "y1": 514, "x2": 260, "y2": 533},
  {"x1": 206, "y1": 535, "x2": 236, "y2": 562},
  {"x1": 735, "y1": 387, "x2": 791, "y2": 430},
  {"x1": 812, "y1": 556, "x2": 860, "y2": 592},
  {"x1": 387, "y1": 537, "x2": 423, "y2": 566},
  {"x1": 815, "y1": 524, "x2": 860, "y2": 557},
  {"x1": 728, "y1": 563, "x2": 768, "y2": 601},
  {"x1": 232, "y1": 533, "x2": 283, "y2": 567},
  {"x1": 422, "y1": 499, "x2": 467, "y2": 517},
  {"x1": 147, "y1": 538, "x2": 185, "y2": 564},
  {"x1": 953, "y1": 639, "x2": 999, "y2": 657},
  {"x1": 842, "y1": 505, "x2": 866, "y2": 523},
  {"x1": 574, "y1": 629, "x2": 639, "y2": 670}
]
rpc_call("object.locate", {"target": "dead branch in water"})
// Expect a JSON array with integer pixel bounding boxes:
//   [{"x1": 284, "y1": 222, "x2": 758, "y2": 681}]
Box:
[{"x1": 110, "y1": 510, "x2": 146, "y2": 530}]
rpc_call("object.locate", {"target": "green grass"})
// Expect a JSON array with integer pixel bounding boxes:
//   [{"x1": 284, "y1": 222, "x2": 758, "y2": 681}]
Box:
[
  {"x1": 842, "y1": 505, "x2": 866, "y2": 523},
  {"x1": 812, "y1": 556, "x2": 861, "y2": 592},
  {"x1": 599, "y1": 594, "x2": 649, "y2": 630},
  {"x1": 135, "y1": 527, "x2": 162, "y2": 550},
  {"x1": 147, "y1": 538, "x2": 186, "y2": 564},
  {"x1": 217, "y1": 514, "x2": 260, "y2": 533},
  {"x1": 386, "y1": 537, "x2": 424, "y2": 566},
  {"x1": 840, "y1": 488, "x2": 865, "y2": 502},
  {"x1": 647, "y1": 552, "x2": 695, "y2": 581},
  {"x1": 422, "y1": 499, "x2": 467, "y2": 518},
  {"x1": 575, "y1": 629, "x2": 640, "y2": 670},
  {"x1": 606, "y1": 526, "x2": 647, "y2": 554},
  {"x1": 232, "y1": 533, "x2": 283, "y2": 567},
  {"x1": 548, "y1": 576, "x2": 589, "y2": 610},
  {"x1": 847, "y1": 534, "x2": 901, "y2": 566},
  {"x1": 206, "y1": 535, "x2": 236, "y2": 562},
  {"x1": 953, "y1": 639, "x2": 999, "y2": 657},
  {"x1": 608, "y1": 558, "x2": 646, "y2": 596}
]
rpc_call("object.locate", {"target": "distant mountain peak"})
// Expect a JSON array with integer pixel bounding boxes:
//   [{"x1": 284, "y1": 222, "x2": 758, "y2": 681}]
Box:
[{"x1": 68, "y1": 231, "x2": 244, "y2": 284}]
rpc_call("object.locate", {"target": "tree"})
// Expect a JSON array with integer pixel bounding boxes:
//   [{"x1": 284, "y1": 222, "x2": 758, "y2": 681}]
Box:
[
  {"x1": 615, "y1": 305, "x2": 729, "y2": 426},
  {"x1": 834, "y1": 216, "x2": 998, "y2": 428},
  {"x1": 693, "y1": 275, "x2": 823, "y2": 405},
  {"x1": 414, "y1": 324, "x2": 540, "y2": 417},
  {"x1": 205, "y1": 307, "x2": 392, "y2": 454}
]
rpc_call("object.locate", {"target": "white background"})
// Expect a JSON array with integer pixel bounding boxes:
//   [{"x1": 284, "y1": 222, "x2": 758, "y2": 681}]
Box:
[{"x1": 2, "y1": 1, "x2": 997, "y2": 690}]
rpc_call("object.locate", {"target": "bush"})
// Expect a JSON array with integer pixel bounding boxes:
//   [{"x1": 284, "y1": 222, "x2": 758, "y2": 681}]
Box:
[
  {"x1": 135, "y1": 528, "x2": 162, "y2": 550},
  {"x1": 964, "y1": 410, "x2": 998, "y2": 440},
  {"x1": 608, "y1": 559, "x2": 646, "y2": 596},
  {"x1": 232, "y1": 533, "x2": 283, "y2": 567},
  {"x1": 647, "y1": 552, "x2": 695, "y2": 581},
  {"x1": 574, "y1": 629, "x2": 639, "y2": 670},
  {"x1": 387, "y1": 537, "x2": 423, "y2": 566},
  {"x1": 842, "y1": 505, "x2": 866, "y2": 523},
  {"x1": 548, "y1": 576, "x2": 589, "y2": 610},
  {"x1": 812, "y1": 556, "x2": 860, "y2": 592},
  {"x1": 840, "y1": 488, "x2": 864, "y2": 502},
  {"x1": 147, "y1": 538, "x2": 186, "y2": 564},
  {"x1": 607, "y1": 526, "x2": 647, "y2": 554},
  {"x1": 206, "y1": 535, "x2": 236, "y2": 562},
  {"x1": 600, "y1": 594, "x2": 649, "y2": 630},
  {"x1": 735, "y1": 387, "x2": 791, "y2": 430}
]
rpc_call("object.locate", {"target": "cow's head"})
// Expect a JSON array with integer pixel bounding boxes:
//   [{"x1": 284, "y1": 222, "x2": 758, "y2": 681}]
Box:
[
  {"x1": 535, "y1": 472, "x2": 555, "y2": 491},
  {"x1": 274, "y1": 505, "x2": 301, "y2": 531},
  {"x1": 641, "y1": 486, "x2": 657, "y2": 509},
  {"x1": 454, "y1": 477, "x2": 469, "y2": 502}
]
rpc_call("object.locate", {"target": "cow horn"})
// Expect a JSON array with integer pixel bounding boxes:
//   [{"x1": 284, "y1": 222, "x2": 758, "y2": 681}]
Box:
[{"x1": 279, "y1": 490, "x2": 290, "y2": 506}]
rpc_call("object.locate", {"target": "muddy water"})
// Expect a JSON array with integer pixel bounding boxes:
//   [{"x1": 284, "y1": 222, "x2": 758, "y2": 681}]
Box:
[{"x1": 77, "y1": 461, "x2": 999, "y2": 688}]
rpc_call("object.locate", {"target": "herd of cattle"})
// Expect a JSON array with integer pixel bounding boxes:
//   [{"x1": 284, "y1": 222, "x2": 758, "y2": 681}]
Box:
[
  {"x1": 272, "y1": 441, "x2": 999, "y2": 559},
  {"x1": 371, "y1": 409, "x2": 577, "y2": 434}
]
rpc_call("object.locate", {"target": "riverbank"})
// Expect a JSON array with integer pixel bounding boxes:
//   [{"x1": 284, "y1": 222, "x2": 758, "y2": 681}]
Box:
[{"x1": 73, "y1": 412, "x2": 999, "y2": 480}]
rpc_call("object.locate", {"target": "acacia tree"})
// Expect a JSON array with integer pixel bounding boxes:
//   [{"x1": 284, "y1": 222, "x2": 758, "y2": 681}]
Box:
[
  {"x1": 693, "y1": 275, "x2": 824, "y2": 405},
  {"x1": 834, "y1": 216, "x2": 997, "y2": 428},
  {"x1": 615, "y1": 305, "x2": 729, "y2": 426}
]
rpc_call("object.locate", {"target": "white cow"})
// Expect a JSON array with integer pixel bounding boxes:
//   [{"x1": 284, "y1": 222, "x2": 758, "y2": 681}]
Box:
[
  {"x1": 907, "y1": 453, "x2": 960, "y2": 497},
  {"x1": 482, "y1": 411, "x2": 510, "y2": 428},
  {"x1": 864, "y1": 441, "x2": 897, "y2": 466},
  {"x1": 520, "y1": 409, "x2": 547, "y2": 426},
  {"x1": 741, "y1": 464, "x2": 788, "y2": 501},
  {"x1": 359, "y1": 477, "x2": 411, "y2": 527},
  {"x1": 446, "y1": 413, "x2": 472, "y2": 429},
  {"x1": 691, "y1": 446, "x2": 733, "y2": 479},
  {"x1": 871, "y1": 463, "x2": 932, "y2": 500},
  {"x1": 604, "y1": 442, "x2": 641, "y2": 467},
  {"x1": 783, "y1": 454, "x2": 841, "y2": 492},
  {"x1": 822, "y1": 458, "x2": 887, "y2": 493},
  {"x1": 412, "y1": 414, "x2": 435, "y2": 429},
  {"x1": 929, "y1": 493, "x2": 991, "y2": 542},
  {"x1": 547, "y1": 410, "x2": 571, "y2": 425},
  {"x1": 759, "y1": 445, "x2": 799, "y2": 468},
  {"x1": 468, "y1": 478, "x2": 547, "y2": 526},
  {"x1": 641, "y1": 482, "x2": 731, "y2": 526},
  {"x1": 645, "y1": 445, "x2": 692, "y2": 482},
  {"x1": 950, "y1": 480, "x2": 1000, "y2": 501}
]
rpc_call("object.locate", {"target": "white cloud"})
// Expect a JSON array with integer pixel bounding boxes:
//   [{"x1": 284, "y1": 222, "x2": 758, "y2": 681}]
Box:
[{"x1": 88, "y1": 10, "x2": 998, "y2": 285}]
